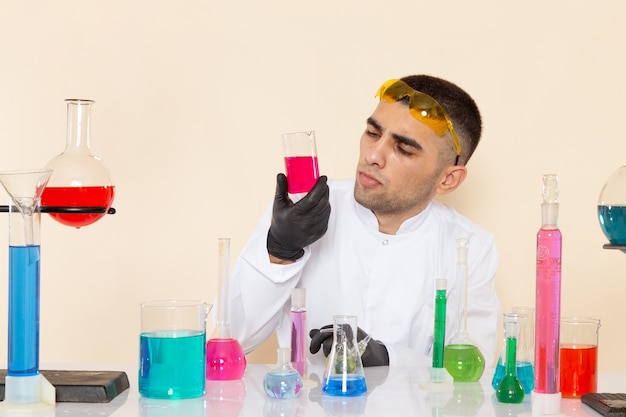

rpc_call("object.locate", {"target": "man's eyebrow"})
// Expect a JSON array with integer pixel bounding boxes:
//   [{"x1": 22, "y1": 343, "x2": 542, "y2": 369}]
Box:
[{"x1": 367, "y1": 117, "x2": 422, "y2": 151}]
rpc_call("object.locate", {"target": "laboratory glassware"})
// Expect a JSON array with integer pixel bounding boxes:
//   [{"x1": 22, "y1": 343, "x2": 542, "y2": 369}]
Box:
[
  {"x1": 492, "y1": 312, "x2": 534, "y2": 393},
  {"x1": 282, "y1": 131, "x2": 320, "y2": 195},
  {"x1": 533, "y1": 174, "x2": 562, "y2": 415},
  {"x1": 139, "y1": 300, "x2": 211, "y2": 399},
  {"x1": 495, "y1": 314, "x2": 525, "y2": 403},
  {"x1": 443, "y1": 238, "x2": 485, "y2": 382},
  {"x1": 291, "y1": 288, "x2": 307, "y2": 376},
  {"x1": 0, "y1": 169, "x2": 55, "y2": 412},
  {"x1": 322, "y1": 315, "x2": 367, "y2": 396},
  {"x1": 431, "y1": 278, "x2": 448, "y2": 383},
  {"x1": 42, "y1": 99, "x2": 115, "y2": 228},
  {"x1": 206, "y1": 238, "x2": 247, "y2": 380},
  {"x1": 559, "y1": 317, "x2": 601, "y2": 398},
  {"x1": 598, "y1": 164, "x2": 626, "y2": 249},
  {"x1": 263, "y1": 347, "x2": 304, "y2": 399}
]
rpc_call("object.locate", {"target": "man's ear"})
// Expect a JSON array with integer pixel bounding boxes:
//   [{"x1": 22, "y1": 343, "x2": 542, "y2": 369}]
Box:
[{"x1": 436, "y1": 165, "x2": 467, "y2": 195}]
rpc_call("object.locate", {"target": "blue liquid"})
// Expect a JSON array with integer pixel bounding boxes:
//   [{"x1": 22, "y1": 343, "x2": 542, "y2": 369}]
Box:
[
  {"x1": 8, "y1": 245, "x2": 40, "y2": 376},
  {"x1": 322, "y1": 375, "x2": 367, "y2": 396},
  {"x1": 264, "y1": 370, "x2": 303, "y2": 399},
  {"x1": 598, "y1": 205, "x2": 626, "y2": 245},
  {"x1": 491, "y1": 359, "x2": 534, "y2": 393},
  {"x1": 139, "y1": 330, "x2": 206, "y2": 399}
]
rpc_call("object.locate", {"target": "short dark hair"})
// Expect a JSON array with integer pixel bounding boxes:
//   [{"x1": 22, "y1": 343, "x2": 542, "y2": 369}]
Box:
[{"x1": 400, "y1": 75, "x2": 482, "y2": 165}]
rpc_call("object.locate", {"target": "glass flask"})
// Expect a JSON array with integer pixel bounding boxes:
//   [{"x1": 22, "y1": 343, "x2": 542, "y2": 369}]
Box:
[
  {"x1": 264, "y1": 347, "x2": 304, "y2": 399},
  {"x1": 206, "y1": 238, "x2": 247, "y2": 380},
  {"x1": 443, "y1": 238, "x2": 485, "y2": 382},
  {"x1": 495, "y1": 314, "x2": 525, "y2": 403},
  {"x1": 42, "y1": 99, "x2": 115, "y2": 228},
  {"x1": 598, "y1": 165, "x2": 626, "y2": 248},
  {"x1": 322, "y1": 315, "x2": 367, "y2": 397},
  {"x1": 492, "y1": 312, "x2": 534, "y2": 394}
]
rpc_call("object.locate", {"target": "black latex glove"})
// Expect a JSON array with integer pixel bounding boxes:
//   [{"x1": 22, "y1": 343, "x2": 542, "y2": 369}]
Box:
[
  {"x1": 266, "y1": 173, "x2": 331, "y2": 261},
  {"x1": 309, "y1": 325, "x2": 390, "y2": 367}
]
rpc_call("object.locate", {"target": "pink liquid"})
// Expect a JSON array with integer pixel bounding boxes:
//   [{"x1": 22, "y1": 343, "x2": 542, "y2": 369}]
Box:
[
  {"x1": 41, "y1": 186, "x2": 115, "y2": 228},
  {"x1": 534, "y1": 227, "x2": 562, "y2": 394},
  {"x1": 291, "y1": 310, "x2": 307, "y2": 376},
  {"x1": 206, "y1": 338, "x2": 247, "y2": 380},
  {"x1": 284, "y1": 156, "x2": 320, "y2": 194},
  {"x1": 560, "y1": 345, "x2": 598, "y2": 398}
]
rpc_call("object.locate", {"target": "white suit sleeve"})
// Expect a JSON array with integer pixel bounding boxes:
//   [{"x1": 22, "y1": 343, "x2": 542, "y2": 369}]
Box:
[{"x1": 226, "y1": 204, "x2": 310, "y2": 354}]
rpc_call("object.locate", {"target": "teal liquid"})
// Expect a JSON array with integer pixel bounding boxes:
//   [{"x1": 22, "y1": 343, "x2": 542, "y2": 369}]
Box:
[
  {"x1": 139, "y1": 330, "x2": 206, "y2": 399},
  {"x1": 598, "y1": 205, "x2": 626, "y2": 244},
  {"x1": 322, "y1": 375, "x2": 367, "y2": 396},
  {"x1": 443, "y1": 344, "x2": 485, "y2": 382},
  {"x1": 491, "y1": 360, "x2": 534, "y2": 393}
]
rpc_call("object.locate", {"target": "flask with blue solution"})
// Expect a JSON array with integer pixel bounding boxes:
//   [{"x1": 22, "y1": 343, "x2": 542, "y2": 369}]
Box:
[
  {"x1": 264, "y1": 347, "x2": 304, "y2": 399},
  {"x1": 492, "y1": 310, "x2": 535, "y2": 394},
  {"x1": 598, "y1": 165, "x2": 626, "y2": 250},
  {"x1": 322, "y1": 315, "x2": 367, "y2": 396}
]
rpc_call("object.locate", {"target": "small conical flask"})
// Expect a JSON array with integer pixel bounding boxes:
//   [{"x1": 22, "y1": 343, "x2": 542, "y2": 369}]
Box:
[
  {"x1": 491, "y1": 312, "x2": 534, "y2": 393},
  {"x1": 496, "y1": 315, "x2": 525, "y2": 403},
  {"x1": 42, "y1": 99, "x2": 115, "y2": 228},
  {"x1": 206, "y1": 238, "x2": 247, "y2": 380},
  {"x1": 263, "y1": 347, "x2": 304, "y2": 399},
  {"x1": 598, "y1": 164, "x2": 626, "y2": 248},
  {"x1": 443, "y1": 238, "x2": 486, "y2": 382},
  {"x1": 322, "y1": 315, "x2": 367, "y2": 397}
]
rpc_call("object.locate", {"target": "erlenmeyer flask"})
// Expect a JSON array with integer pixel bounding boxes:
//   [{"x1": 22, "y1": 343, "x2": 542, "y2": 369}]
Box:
[
  {"x1": 42, "y1": 99, "x2": 115, "y2": 228},
  {"x1": 492, "y1": 312, "x2": 534, "y2": 394},
  {"x1": 598, "y1": 164, "x2": 626, "y2": 248},
  {"x1": 206, "y1": 238, "x2": 247, "y2": 380},
  {"x1": 443, "y1": 238, "x2": 485, "y2": 382},
  {"x1": 322, "y1": 315, "x2": 367, "y2": 397}
]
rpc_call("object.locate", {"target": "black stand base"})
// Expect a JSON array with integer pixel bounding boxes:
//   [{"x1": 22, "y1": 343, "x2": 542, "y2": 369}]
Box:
[{"x1": 0, "y1": 370, "x2": 129, "y2": 403}]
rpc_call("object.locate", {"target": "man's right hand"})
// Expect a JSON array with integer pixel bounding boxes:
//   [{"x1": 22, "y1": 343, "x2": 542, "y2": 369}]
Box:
[{"x1": 266, "y1": 173, "x2": 331, "y2": 262}]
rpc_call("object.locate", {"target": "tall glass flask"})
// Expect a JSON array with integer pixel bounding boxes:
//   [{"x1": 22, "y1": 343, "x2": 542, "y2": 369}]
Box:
[
  {"x1": 443, "y1": 238, "x2": 485, "y2": 382},
  {"x1": 290, "y1": 288, "x2": 307, "y2": 376},
  {"x1": 0, "y1": 169, "x2": 55, "y2": 411},
  {"x1": 533, "y1": 174, "x2": 562, "y2": 414},
  {"x1": 42, "y1": 99, "x2": 115, "y2": 228},
  {"x1": 322, "y1": 315, "x2": 367, "y2": 397},
  {"x1": 206, "y1": 238, "x2": 247, "y2": 380}
]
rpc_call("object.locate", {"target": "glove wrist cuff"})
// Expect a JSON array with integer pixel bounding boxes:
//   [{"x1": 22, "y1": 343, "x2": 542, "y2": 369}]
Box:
[{"x1": 267, "y1": 231, "x2": 305, "y2": 261}]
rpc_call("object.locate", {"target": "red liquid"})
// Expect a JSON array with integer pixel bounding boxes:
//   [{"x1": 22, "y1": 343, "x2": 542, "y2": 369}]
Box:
[
  {"x1": 284, "y1": 156, "x2": 320, "y2": 194},
  {"x1": 560, "y1": 344, "x2": 597, "y2": 398},
  {"x1": 41, "y1": 186, "x2": 115, "y2": 228},
  {"x1": 206, "y1": 338, "x2": 247, "y2": 380}
]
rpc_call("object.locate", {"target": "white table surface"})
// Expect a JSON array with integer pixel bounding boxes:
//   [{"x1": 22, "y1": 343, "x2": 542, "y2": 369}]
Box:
[{"x1": 4, "y1": 364, "x2": 624, "y2": 416}]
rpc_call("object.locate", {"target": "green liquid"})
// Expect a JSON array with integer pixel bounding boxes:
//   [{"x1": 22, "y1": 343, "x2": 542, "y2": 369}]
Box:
[{"x1": 443, "y1": 344, "x2": 485, "y2": 382}]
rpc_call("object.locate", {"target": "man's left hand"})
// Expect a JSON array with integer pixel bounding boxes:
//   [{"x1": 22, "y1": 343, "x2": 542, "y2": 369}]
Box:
[{"x1": 309, "y1": 325, "x2": 389, "y2": 367}]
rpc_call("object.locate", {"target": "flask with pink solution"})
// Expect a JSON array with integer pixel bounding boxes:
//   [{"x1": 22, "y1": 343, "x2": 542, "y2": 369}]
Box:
[{"x1": 206, "y1": 238, "x2": 246, "y2": 380}]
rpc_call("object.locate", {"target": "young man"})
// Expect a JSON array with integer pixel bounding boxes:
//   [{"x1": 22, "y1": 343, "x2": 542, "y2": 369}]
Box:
[{"x1": 227, "y1": 75, "x2": 500, "y2": 368}]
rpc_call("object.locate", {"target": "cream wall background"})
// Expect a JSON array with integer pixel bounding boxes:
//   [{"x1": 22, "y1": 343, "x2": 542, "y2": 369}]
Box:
[{"x1": 0, "y1": 1, "x2": 624, "y2": 372}]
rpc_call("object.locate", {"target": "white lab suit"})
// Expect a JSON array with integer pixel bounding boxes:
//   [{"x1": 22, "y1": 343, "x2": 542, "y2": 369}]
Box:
[{"x1": 228, "y1": 179, "x2": 500, "y2": 367}]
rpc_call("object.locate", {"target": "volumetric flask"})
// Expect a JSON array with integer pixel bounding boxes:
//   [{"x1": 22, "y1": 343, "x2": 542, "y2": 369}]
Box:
[
  {"x1": 322, "y1": 315, "x2": 367, "y2": 397},
  {"x1": 443, "y1": 238, "x2": 485, "y2": 382},
  {"x1": 492, "y1": 311, "x2": 534, "y2": 393}
]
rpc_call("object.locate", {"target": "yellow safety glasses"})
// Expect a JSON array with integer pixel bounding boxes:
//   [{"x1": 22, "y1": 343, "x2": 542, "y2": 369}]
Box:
[{"x1": 376, "y1": 79, "x2": 461, "y2": 164}]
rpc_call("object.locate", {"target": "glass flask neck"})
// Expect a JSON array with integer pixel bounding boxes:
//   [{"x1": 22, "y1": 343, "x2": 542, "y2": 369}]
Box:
[{"x1": 65, "y1": 99, "x2": 95, "y2": 153}]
